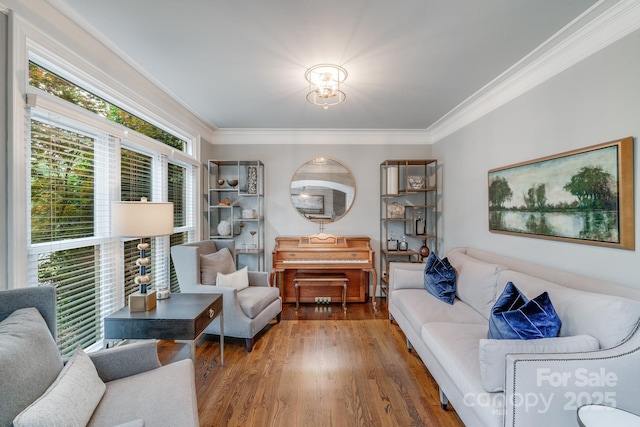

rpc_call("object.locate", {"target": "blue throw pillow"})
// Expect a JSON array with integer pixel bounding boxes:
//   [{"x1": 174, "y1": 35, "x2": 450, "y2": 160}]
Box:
[
  {"x1": 423, "y1": 252, "x2": 456, "y2": 305},
  {"x1": 488, "y1": 281, "x2": 562, "y2": 340}
]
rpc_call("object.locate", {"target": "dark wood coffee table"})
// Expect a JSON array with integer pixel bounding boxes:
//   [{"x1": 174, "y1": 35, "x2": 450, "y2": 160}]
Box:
[{"x1": 104, "y1": 293, "x2": 223, "y2": 365}]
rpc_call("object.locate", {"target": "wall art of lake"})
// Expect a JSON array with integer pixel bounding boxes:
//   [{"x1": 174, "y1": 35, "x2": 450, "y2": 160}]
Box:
[{"x1": 489, "y1": 210, "x2": 619, "y2": 243}]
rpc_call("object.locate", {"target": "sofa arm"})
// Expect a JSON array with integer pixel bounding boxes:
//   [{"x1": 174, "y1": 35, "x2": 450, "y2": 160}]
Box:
[
  {"x1": 503, "y1": 329, "x2": 640, "y2": 427},
  {"x1": 89, "y1": 340, "x2": 161, "y2": 382}
]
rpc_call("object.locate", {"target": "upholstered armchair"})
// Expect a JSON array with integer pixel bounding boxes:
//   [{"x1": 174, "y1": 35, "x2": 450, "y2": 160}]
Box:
[
  {"x1": 0, "y1": 286, "x2": 199, "y2": 427},
  {"x1": 171, "y1": 240, "x2": 281, "y2": 352}
]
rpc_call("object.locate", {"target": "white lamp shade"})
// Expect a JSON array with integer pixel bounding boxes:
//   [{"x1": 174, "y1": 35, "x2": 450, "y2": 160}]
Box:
[{"x1": 112, "y1": 201, "x2": 174, "y2": 237}]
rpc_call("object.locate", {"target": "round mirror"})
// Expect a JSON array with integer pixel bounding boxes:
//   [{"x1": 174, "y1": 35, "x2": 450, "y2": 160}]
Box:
[{"x1": 290, "y1": 157, "x2": 356, "y2": 223}]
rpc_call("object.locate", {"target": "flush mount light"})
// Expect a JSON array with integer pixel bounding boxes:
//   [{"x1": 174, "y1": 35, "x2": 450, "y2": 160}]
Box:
[{"x1": 305, "y1": 64, "x2": 347, "y2": 109}]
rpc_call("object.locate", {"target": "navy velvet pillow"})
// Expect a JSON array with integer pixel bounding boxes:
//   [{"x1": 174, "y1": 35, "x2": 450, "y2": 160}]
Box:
[
  {"x1": 423, "y1": 252, "x2": 456, "y2": 305},
  {"x1": 488, "y1": 281, "x2": 562, "y2": 340}
]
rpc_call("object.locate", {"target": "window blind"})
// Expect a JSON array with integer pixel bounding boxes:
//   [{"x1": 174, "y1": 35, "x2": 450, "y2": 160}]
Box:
[{"x1": 28, "y1": 112, "x2": 117, "y2": 357}]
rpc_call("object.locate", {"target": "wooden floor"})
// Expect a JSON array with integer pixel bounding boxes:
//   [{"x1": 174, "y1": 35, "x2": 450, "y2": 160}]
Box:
[{"x1": 157, "y1": 298, "x2": 464, "y2": 427}]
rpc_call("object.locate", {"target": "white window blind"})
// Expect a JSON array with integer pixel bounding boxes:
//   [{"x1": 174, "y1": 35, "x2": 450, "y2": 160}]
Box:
[{"x1": 28, "y1": 111, "x2": 118, "y2": 357}]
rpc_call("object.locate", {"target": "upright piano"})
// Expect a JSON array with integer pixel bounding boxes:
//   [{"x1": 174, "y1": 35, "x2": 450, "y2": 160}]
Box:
[{"x1": 272, "y1": 234, "x2": 377, "y2": 308}]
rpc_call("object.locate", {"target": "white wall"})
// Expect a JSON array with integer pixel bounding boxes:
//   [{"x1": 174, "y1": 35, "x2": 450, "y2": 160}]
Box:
[
  {"x1": 433, "y1": 28, "x2": 640, "y2": 290},
  {"x1": 202, "y1": 140, "x2": 432, "y2": 271}
]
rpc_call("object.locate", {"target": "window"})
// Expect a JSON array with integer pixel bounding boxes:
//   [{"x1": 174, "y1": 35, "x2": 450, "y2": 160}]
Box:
[
  {"x1": 25, "y1": 60, "x2": 197, "y2": 356},
  {"x1": 29, "y1": 62, "x2": 187, "y2": 151},
  {"x1": 28, "y1": 113, "x2": 117, "y2": 356}
]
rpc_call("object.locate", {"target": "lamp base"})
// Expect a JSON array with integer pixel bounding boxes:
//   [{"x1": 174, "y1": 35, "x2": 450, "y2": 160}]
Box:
[{"x1": 129, "y1": 290, "x2": 157, "y2": 312}]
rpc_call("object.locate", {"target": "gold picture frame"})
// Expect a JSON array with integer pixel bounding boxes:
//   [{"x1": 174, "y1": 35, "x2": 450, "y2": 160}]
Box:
[{"x1": 488, "y1": 137, "x2": 634, "y2": 250}]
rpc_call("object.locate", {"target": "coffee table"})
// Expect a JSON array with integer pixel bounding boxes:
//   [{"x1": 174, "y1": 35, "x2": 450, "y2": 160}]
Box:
[{"x1": 104, "y1": 293, "x2": 223, "y2": 365}]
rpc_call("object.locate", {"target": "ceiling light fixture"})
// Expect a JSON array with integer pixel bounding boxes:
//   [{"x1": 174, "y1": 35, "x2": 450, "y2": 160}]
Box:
[{"x1": 305, "y1": 64, "x2": 347, "y2": 110}]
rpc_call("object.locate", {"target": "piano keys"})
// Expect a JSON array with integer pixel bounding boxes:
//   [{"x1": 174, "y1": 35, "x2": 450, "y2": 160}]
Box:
[{"x1": 272, "y1": 234, "x2": 377, "y2": 309}]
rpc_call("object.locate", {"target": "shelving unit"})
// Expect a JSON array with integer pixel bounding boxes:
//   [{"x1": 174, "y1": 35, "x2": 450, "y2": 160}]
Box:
[
  {"x1": 379, "y1": 159, "x2": 438, "y2": 296},
  {"x1": 208, "y1": 160, "x2": 265, "y2": 271}
]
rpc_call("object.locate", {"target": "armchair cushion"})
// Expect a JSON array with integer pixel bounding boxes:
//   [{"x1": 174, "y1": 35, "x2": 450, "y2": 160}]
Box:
[
  {"x1": 0, "y1": 307, "x2": 63, "y2": 427},
  {"x1": 13, "y1": 347, "x2": 105, "y2": 427},
  {"x1": 217, "y1": 266, "x2": 250, "y2": 291},
  {"x1": 88, "y1": 359, "x2": 198, "y2": 427},
  {"x1": 200, "y1": 247, "x2": 235, "y2": 285},
  {"x1": 238, "y1": 286, "x2": 281, "y2": 318}
]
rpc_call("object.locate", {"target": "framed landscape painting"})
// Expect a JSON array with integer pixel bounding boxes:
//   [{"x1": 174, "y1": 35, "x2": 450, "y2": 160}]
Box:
[{"x1": 488, "y1": 137, "x2": 634, "y2": 250}]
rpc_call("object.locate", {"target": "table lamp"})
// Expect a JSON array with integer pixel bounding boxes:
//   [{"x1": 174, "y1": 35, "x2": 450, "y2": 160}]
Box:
[{"x1": 112, "y1": 198, "x2": 174, "y2": 312}]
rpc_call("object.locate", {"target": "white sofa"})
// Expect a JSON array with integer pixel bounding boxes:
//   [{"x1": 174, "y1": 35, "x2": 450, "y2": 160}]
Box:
[{"x1": 388, "y1": 247, "x2": 640, "y2": 427}]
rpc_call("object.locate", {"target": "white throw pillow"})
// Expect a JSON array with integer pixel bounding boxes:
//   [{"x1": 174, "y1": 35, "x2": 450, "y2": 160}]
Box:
[
  {"x1": 479, "y1": 335, "x2": 600, "y2": 392},
  {"x1": 216, "y1": 266, "x2": 249, "y2": 291},
  {"x1": 13, "y1": 346, "x2": 106, "y2": 427}
]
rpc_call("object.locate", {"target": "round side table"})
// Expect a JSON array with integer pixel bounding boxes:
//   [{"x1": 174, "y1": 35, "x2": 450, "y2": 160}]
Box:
[{"x1": 577, "y1": 404, "x2": 640, "y2": 427}]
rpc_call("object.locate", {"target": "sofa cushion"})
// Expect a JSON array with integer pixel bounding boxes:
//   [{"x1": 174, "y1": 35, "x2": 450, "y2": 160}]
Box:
[
  {"x1": 88, "y1": 359, "x2": 198, "y2": 427},
  {"x1": 0, "y1": 307, "x2": 64, "y2": 427},
  {"x1": 217, "y1": 266, "x2": 249, "y2": 291},
  {"x1": 488, "y1": 282, "x2": 561, "y2": 340},
  {"x1": 479, "y1": 335, "x2": 600, "y2": 392},
  {"x1": 421, "y1": 322, "x2": 503, "y2": 427},
  {"x1": 455, "y1": 257, "x2": 503, "y2": 319},
  {"x1": 393, "y1": 267, "x2": 424, "y2": 290},
  {"x1": 238, "y1": 286, "x2": 281, "y2": 319},
  {"x1": 390, "y1": 289, "x2": 487, "y2": 340},
  {"x1": 498, "y1": 270, "x2": 640, "y2": 349},
  {"x1": 113, "y1": 421, "x2": 145, "y2": 427},
  {"x1": 200, "y1": 247, "x2": 236, "y2": 285},
  {"x1": 423, "y1": 252, "x2": 456, "y2": 305},
  {"x1": 13, "y1": 346, "x2": 106, "y2": 427}
]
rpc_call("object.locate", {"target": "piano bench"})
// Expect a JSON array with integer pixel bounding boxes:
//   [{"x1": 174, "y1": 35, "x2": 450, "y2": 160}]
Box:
[{"x1": 294, "y1": 272, "x2": 349, "y2": 313}]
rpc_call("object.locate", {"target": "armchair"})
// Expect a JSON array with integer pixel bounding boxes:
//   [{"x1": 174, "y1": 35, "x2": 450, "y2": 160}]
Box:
[
  {"x1": 0, "y1": 286, "x2": 198, "y2": 427},
  {"x1": 171, "y1": 240, "x2": 281, "y2": 352}
]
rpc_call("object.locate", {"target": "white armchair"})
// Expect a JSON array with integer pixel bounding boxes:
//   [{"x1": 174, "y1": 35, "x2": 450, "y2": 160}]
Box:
[{"x1": 171, "y1": 240, "x2": 281, "y2": 352}]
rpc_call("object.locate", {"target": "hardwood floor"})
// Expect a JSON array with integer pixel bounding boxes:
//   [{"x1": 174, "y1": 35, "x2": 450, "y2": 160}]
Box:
[{"x1": 157, "y1": 298, "x2": 464, "y2": 427}]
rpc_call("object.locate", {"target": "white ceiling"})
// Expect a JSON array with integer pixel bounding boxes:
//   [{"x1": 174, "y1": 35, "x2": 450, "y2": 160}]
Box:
[{"x1": 54, "y1": 0, "x2": 599, "y2": 131}]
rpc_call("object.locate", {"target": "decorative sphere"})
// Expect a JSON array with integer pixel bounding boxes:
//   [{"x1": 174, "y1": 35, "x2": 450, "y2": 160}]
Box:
[{"x1": 217, "y1": 220, "x2": 231, "y2": 236}]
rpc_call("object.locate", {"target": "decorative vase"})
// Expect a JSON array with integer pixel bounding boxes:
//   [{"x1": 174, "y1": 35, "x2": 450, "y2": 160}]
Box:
[
  {"x1": 415, "y1": 213, "x2": 425, "y2": 235},
  {"x1": 217, "y1": 220, "x2": 231, "y2": 236},
  {"x1": 399, "y1": 236, "x2": 408, "y2": 251},
  {"x1": 420, "y1": 240, "x2": 430, "y2": 258},
  {"x1": 247, "y1": 166, "x2": 258, "y2": 194},
  {"x1": 387, "y1": 166, "x2": 398, "y2": 194}
]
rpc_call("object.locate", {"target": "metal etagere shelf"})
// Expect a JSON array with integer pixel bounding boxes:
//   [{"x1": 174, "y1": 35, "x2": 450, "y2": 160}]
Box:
[
  {"x1": 208, "y1": 160, "x2": 265, "y2": 271},
  {"x1": 379, "y1": 159, "x2": 438, "y2": 296}
]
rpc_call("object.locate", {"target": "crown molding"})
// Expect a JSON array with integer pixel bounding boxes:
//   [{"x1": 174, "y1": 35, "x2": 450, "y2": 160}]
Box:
[
  {"x1": 212, "y1": 128, "x2": 432, "y2": 145},
  {"x1": 427, "y1": 0, "x2": 640, "y2": 144}
]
